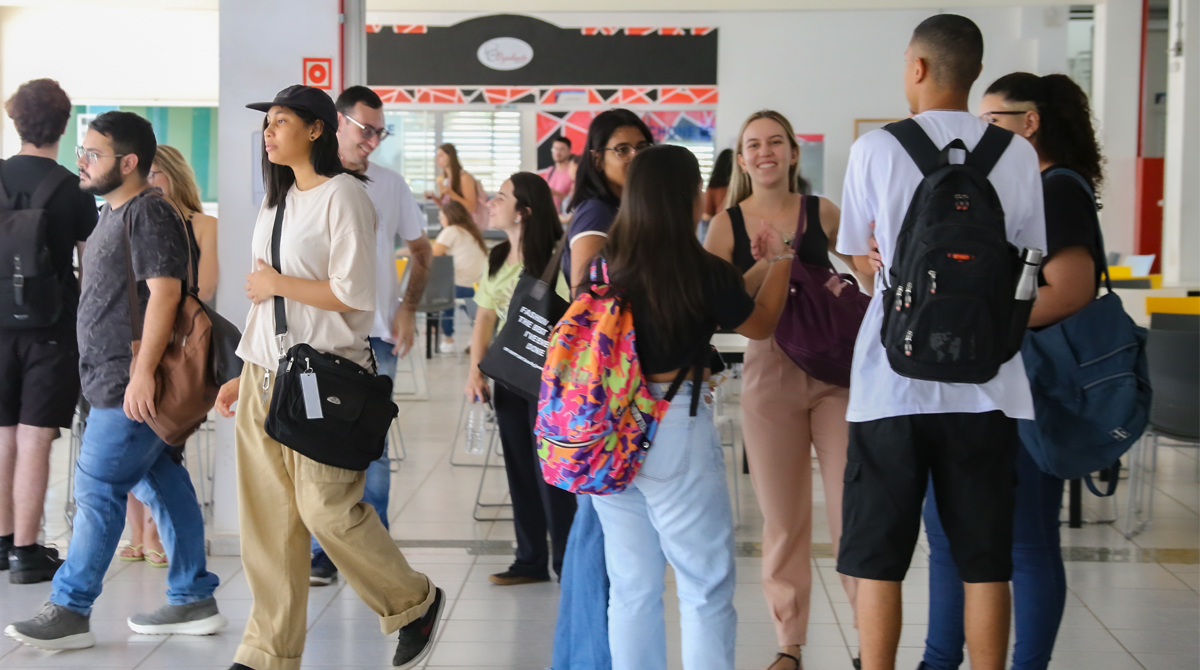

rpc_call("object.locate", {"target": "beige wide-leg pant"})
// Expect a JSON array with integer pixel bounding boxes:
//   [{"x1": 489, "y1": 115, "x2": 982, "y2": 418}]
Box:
[
  {"x1": 741, "y1": 337, "x2": 858, "y2": 647},
  {"x1": 232, "y1": 363, "x2": 435, "y2": 670}
]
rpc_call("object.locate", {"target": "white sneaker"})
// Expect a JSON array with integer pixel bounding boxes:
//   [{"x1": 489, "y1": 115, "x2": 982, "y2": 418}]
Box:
[{"x1": 439, "y1": 341, "x2": 456, "y2": 354}]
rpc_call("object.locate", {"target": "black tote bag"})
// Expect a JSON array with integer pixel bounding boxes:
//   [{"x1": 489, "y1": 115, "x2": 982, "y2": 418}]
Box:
[{"x1": 478, "y1": 237, "x2": 569, "y2": 400}]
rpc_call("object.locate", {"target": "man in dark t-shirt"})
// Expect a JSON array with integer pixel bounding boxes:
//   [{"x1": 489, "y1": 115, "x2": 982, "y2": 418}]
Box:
[
  {"x1": 5, "y1": 111, "x2": 226, "y2": 652},
  {"x1": 0, "y1": 79, "x2": 96, "y2": 585}
]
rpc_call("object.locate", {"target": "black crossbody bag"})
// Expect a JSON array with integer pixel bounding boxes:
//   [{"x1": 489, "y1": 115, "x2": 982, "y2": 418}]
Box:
[{"x1": 263, "y1": 195, "x2": 399, "y2": 471}]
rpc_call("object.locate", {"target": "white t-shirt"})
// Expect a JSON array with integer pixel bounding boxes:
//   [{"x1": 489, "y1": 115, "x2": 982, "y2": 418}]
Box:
[
  {"x1": 365, "y1": 161, "x2": 426, "y2": 342},
  {"x1": 237, "y1": 174, "x2": 378, "y2": 372},
  {"x1": 836, "y1": 110, "x2": 1047, "y2": 423},
  {"x1": 435, "y1": 225, "x2": 488, "y2": 287}
]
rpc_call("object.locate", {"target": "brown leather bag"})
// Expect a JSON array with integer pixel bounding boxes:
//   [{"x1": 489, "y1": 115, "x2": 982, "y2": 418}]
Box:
[{"x1": 123, "y1": 197, "x2": 218, "y2": 446}]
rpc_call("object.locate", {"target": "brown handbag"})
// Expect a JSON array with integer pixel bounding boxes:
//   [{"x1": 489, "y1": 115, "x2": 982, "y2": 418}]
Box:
[{"x1": 122, "y1": 197, "x2": 218, "y2": 446}]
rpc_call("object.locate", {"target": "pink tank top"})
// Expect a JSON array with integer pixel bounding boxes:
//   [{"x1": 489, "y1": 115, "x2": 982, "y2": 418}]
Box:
[{"x1": 543, "y1": 165, "x2": 573, "y2": 208}]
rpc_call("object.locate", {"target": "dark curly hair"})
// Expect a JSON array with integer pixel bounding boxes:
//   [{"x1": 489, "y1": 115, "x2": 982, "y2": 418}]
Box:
[
  {"x1": 4, "y1": 79, "x2": 72, "y2": 148},
  {"x1": 985, "y1": 72, "x2": 1105, "y2": 194}
]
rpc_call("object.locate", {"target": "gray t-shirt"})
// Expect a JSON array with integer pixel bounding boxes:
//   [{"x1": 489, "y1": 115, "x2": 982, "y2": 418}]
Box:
[{"x1": 77, "y1": 189, "x2": 190, "y2": 408}]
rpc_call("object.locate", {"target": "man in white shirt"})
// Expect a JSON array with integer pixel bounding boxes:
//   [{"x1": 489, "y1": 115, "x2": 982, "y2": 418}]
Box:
[
  {"x1": 307, "y1": 86, "x2": 433, "y2": 587},
  {"x1": 834, "y1": 16, "x2": 1046, "y2": 670}
]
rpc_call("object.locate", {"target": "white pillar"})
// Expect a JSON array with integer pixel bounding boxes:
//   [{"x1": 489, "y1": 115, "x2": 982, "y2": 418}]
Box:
[
  {"x1": 210, "y1": 0, "x2": 342, "y2": 554},
  {"x1": 344, "y1": 0, "x2": 368, "y2": 88},
  {"x1": 1161, "y1": 0, "x2": 1200, "y2": 287},
  {"x1": 1092, "y1": 0, "x2": 1144, "y2": 257}
]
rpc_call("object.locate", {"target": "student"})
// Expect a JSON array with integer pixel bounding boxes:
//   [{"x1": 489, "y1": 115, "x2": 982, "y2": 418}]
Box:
[
  {"x1": 834, "y1": 16, "x2": 1046, "y2": 670},
  {"x1": 550, "y1": 108, "x2": 653, "y2": 670},
  {"x1": 702, "y1": 148, "x2": 733, "y2": 225},
  {"x1": 0, "y1": 79, "x2": 96, "y2": 585},
  {"x1": 149, "y1": 145, "x2": 217, "y2": 302},
  {"x1": 591, "y1": 144, "x2": 791, "y2": 670},
  {"x1": 431, "y1": 200, "x2": 486, "y2": 353},
  {"x1": 542, "y1": 135, "x2": 574, "y2": 210},
  {"x1": 426, "y1": 143, "x2": 488, "y2": 228},
  {"x1": 562, "y1": 109, "x2": 654, "y2": 291},
  {"x1": 464, "y1": 173, "x2": 576, "y2": 586},
  {"x1": 917, "y1": 72, "x2": 1104, "y2": 670},
  {"x1": 704, "y1": 110, "x2": 862, "y2": 670},
  {"x1": 304, "y1": 85, "x2": 434, "y2": 587},
  {"x1": 215, "y1": 85, "x2": 442, "y2": 670},
  {"x1": 5, "y1": 111, "x2": 226, "y2": 650}
]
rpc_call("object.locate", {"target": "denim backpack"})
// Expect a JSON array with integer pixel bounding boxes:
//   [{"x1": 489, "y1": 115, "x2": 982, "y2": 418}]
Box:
[{"x1": 1017, "y1": 168, "x2": 1152, "y2": 495}]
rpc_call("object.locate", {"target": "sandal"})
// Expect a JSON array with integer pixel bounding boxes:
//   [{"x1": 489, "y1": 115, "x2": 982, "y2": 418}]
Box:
[
  {"x1": 144, "y1": 549, "x2": 169, "y2": 568},
  {"x1": 118, "y1": 544, "x2": 145, "y2": 561},
  {"x1": 769, "y1": 652, "x2": 801, "y2": 670}
]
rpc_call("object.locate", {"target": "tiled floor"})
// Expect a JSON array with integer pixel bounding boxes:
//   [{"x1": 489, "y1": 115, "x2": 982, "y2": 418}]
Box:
[{"x1": 1, "y1": 351, "x2": 1196, "y2": 669}]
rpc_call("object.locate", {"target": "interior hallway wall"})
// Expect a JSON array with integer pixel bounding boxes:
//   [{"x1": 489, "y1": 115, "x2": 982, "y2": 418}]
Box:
[{"x1": 0, "y1": 5, "x2": 218, "y2": 156}]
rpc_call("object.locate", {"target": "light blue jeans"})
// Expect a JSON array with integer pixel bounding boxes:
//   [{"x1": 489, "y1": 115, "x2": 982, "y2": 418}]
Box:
[
  {"x1": 551, "y1": 494, "x2": 612, "y2": 670},
  {"x1": 311, "y1": 337, "x2": 396, "y2": 560},
  {"x1": 592, "y1": 382, "x2": 737, "y2": 670},
  {"x1": 52, "y1": 407, "x2": 219, "y2": 616}
]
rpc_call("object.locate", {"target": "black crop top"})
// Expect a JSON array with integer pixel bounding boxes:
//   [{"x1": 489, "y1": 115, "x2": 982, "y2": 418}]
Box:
[{"x1": 728, "y1": 196, "x2": 833, "y2": 273}]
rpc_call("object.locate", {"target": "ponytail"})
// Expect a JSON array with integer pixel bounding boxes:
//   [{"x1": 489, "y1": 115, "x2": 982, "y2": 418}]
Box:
[{"x1": 985, "y1": 72, "x2": 1104, "y2": 195}]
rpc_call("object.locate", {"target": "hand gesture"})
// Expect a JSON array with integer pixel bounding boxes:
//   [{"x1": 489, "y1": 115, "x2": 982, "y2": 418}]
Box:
[
  {"x1": 124, "y1": 369, "x2": 157, "y2": 423},
  {"x1": 245, "y1": 259, "x2": 279, "y2": 304},
  {"x1": 215, "y1": 378, "x2": 240, "y2": 418},
  {"x1": 751, "y1": 227, "x2": 787, "y2": 262}
]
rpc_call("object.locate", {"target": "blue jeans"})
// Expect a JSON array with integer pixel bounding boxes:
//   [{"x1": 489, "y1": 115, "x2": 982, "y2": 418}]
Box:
[
  {"x1": 441, "y1": 285, "x2": 475, "y2": 338},
  {"x1": 593, "y1": 384, "x2": 737, "y2": 670},
  {"x1": 552, "y1": 495, "x2": 612, "y2": 670},
  {"x1": 52, "y1": 407, "x2": 219, "y2": 616},
  {"x1": 921, "y1": 441, "x2": 1066, "y2": 670},
  {"x1": 311, "y1": 337, "x2": 396, "y2": 560}
]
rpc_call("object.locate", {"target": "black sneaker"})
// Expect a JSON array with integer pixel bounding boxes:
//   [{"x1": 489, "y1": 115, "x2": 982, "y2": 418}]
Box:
[
  {"x1": 310, "y1": 552, "x2": 338, "y2": 586},
  {"x1": 0, "y1": 536, "x2": 12, "y2": 571},
  {"x1": 488, "y1": 568, "x2": 550, "y2": 586},
  {"x1": 9, "y1": 545, "x2": 62, "y2": 585},
  {"x1": 228, "y1": 664, "x2": 255, "y2": 670},
  {"x1": 4, "y1": 602, "x2": 95, "y2": 650},
  {"x1": 392, "y1": 587, "x2": 445, "y2": 669}
]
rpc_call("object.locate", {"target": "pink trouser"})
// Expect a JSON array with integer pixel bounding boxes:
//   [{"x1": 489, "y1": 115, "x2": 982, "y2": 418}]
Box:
[{"x1": 741, "y1": 337, "x2": 858, "y2": 646}]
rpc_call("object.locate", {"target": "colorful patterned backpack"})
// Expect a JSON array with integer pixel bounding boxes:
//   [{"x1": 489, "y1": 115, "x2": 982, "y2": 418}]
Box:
[{"x1": 535, "y1": 261, "x2": 695, "y2": 495}]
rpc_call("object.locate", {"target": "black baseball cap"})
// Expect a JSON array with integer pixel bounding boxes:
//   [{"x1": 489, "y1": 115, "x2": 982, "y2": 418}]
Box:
[{"x1": 246, "y1": 85, "x2": 339, "y2": 132}]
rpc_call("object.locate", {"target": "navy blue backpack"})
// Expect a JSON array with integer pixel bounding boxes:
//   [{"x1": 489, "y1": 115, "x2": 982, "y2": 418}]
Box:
[{"x1": 1018, "y1": 168, "x2": 1152, "y2": 496}]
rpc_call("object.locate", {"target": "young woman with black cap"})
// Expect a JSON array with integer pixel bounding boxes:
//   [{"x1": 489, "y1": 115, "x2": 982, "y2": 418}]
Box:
[{"x1": 214, "y1": 85, "x2": 443, "y2": 670}]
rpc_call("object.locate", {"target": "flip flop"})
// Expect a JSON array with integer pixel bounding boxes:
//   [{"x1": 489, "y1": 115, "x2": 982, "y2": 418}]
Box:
[
  {"x1": 118, "y1": 544, "x2": 145, "y2": 561},
  {"x1": 144, "y1": 549, "x2": 169, "y2": 568}
]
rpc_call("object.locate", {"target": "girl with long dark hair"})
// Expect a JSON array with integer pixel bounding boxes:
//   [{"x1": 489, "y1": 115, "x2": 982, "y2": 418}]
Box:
[
  {"x1": 426, "y1": 143, "x2": 488, "y2": 228},
  {"x1": 215, "y1": 86, "x2": 443, "y2": 670},
  {"x1": 561, "y1": 109, "x2": 654, "y2": 290},
  {"x1": 464, "y1": 172, "x2": 576, "y2": 586},
  {"x1": 917, "y1": 73, "x2": 1105, "y2": 670},
  {"x1": 592, "y1": 145, "x2": 792, "y2": 669}
]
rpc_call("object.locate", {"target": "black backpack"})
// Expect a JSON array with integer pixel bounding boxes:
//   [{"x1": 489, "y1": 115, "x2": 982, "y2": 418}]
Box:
[
  {"x1": 0, "y1": 160, "x2": 73, "y2": 330},
  {"x1": 880, "y1": 119, "x2": 1030, "y2": 384}
]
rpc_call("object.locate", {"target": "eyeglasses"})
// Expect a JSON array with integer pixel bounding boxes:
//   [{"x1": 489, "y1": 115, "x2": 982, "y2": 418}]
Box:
[
  {"x1": 343, "y1": 114, "x2": 391, "y2": 142},
  {"x1": 75, "y1": 146, "x2": 127, "y2": 165},
  {"x1": 981, "y1": 110, "x2": 1031, "y2": 124},
  {"x1": 601, "y1": 142, "x2": 652, "y2": 160}
]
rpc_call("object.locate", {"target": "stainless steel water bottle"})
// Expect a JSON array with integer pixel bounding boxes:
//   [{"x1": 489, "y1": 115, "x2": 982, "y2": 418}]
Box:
[{"x1": 1014, "y1": 248, "x2": 1045, "y2": 301}]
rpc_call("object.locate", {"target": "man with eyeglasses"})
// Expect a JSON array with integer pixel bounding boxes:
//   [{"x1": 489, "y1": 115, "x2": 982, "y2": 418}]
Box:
[
  {"x1": 304, "y1": 86, "x2": 433, "y2": 588},
  {"x1": 6, "y1": 111, "x2": 226, "y2": 651}
]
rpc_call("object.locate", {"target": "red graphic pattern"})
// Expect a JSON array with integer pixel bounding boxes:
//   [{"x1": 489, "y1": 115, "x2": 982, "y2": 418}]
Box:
[
  {"x1": 579, "y1": 26, "x2": 713, "y2": 36},
  {"x1": 534, "y1": 110, "x2": 716, "y2": 148},
  {"x1": 392, "y1": 25, "x2": 427, "y2": 34},
  {"x1": 370, "y1": 86, "x2": 718, "y2": 106}
]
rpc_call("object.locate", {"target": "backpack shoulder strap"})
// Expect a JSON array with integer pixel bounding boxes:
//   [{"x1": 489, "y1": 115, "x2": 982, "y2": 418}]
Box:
[
  {"x1": 1044, "y1": 167, "x2": 1113, "y2": 293},
  {"x1": 0, "y1": 160, "x2": 13, "y2": 210},
  {"x1": 965, "y1": 124, "x2": 1014, "y2": 177},
  {"x1": 28, "y1": 165, "x2": 72, "y2": 211},
  {"x1": 885, "y1": 119, "x2": 940, "y2": 177}
]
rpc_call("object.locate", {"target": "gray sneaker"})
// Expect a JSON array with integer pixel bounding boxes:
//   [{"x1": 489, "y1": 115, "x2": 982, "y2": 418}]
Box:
[
  {"x1": 127, "y1": 597, "x2": 228, "y2": 636},
  {"x1": 4, "y1": 602, "x2": 95, "y2": 651}
]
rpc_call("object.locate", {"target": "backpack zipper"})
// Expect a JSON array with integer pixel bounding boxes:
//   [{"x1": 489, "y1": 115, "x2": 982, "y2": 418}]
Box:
[
  {"x1": 904, "y1": 331, "x2": 913, "y2": 356},
  {"x1": 904, "y1": 282, "x2": 913, "y2": 308},
  {"x1": 928, "y1": 270, "x2": 937, "y2": 294}
]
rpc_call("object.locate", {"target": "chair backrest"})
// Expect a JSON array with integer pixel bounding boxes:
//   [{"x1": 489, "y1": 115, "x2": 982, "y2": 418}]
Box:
[
  {"x1": 415, "y1": 255, "x2": 456, "y2": 313},
  {"x1": 1146, "y1": 328, "x2": 1200, "y2": 439}
]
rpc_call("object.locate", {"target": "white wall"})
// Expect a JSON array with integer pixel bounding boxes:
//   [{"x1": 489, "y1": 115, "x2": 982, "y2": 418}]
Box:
[
  {"x1": 371, "y1": 8, "x2": 1068, "y2": 206},
  {"x1": 0, "y1": 5, "x2": 218, "y2": 155},
  {"x1": 210, "y1": 0, "x2": 342, "y2": 549},
  {"x1": 1161, "y1": 0, "x2": 1199, "y2": 287}
]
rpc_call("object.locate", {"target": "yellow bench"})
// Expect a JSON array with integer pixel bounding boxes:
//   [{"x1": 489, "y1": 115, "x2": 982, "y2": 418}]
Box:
[{"x1": 1146, "y1": 296, "x2": 1200, "y2": 316}]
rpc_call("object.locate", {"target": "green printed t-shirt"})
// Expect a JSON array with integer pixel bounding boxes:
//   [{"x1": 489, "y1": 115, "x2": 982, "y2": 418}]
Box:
[{"x1": 473, "y1": 261, "x2": 570, "y2": 328}]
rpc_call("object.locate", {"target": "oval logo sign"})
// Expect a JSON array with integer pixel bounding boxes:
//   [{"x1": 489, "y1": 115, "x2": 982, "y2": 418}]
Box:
[{"x1": 477, "y1": 37, "x2": 534, "y2": 71}]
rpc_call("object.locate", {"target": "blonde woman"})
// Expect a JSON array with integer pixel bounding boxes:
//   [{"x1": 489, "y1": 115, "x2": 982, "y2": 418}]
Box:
[
  {"x1": 148, "y1": 145, "x2": 217, "y2": 302},
  {"x1": 424, "y1": 143, "x2": 488, "y2": 228},
  {"x1": 704, "y1": 110, "x2": 864, "y2": 670}
]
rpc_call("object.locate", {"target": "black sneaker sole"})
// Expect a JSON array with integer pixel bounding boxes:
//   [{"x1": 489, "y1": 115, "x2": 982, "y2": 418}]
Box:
[
  {"x1": 9, "y1": 568, "x2": 59, "y2": 585},
  {"x1": 393, "y1": 587, "x2": 445, "y2": 669}
]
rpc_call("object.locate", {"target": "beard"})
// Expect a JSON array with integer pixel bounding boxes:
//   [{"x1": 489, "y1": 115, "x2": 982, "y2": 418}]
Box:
[{"x1": 79, "y1": 162, "x2": 124, "y2": 197}]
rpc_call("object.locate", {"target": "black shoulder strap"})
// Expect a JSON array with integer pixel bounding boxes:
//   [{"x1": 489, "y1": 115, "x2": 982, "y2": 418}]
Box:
[
  {"x1": 0, "y1": 160, "x2": 12, "y2": 210},
  {"x1": 1045, "y1": 167, "x2": 1113, "y2": 294},
  {"x1": 29, "y1": 166, "x2": 72, "y2": 211},
  {"x1": 727, "y1": 205, "x2": 756, "y2": 272},
  {"x1": 885, "y1": 119, "x2": 940, "y2": 177},
  {"x1": 965, "y1": 124, "x2": 1014, "y2": 177},
  {"x1": 271, "y1": 195, "x2": 288, "y2": 340},
  {"x1": 797, "y1": 195, "x2": 832, "y2": 269}
]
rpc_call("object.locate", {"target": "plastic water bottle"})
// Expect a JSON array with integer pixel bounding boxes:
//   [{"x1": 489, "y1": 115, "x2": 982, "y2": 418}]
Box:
[
  {"x1": 1015, "y1": 248, "x2": 1044, "y2": 301},
  {"x1": 464, "y1": 402, "x2": 493, "y2": 455}
]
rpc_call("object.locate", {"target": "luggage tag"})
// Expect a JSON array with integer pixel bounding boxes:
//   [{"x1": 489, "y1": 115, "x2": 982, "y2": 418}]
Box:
[{"x1": 299, "y1": 358, "x2": 323, "y2": 419}]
